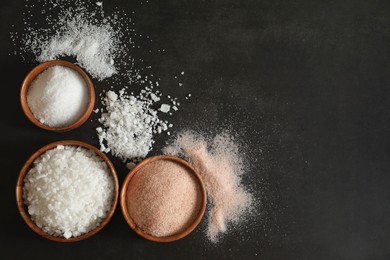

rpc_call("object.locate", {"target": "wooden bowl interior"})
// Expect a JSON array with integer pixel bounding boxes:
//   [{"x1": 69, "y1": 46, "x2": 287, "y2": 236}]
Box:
[
  {"x1": 120, "y1": 155, "x2": 207, "y2": 242},
  {"x1": 16, "y1": 140, "x2": 119, "y2": 242},
  {"x1": 20, "y1": 60, "x2": 95, "y2": 132}
]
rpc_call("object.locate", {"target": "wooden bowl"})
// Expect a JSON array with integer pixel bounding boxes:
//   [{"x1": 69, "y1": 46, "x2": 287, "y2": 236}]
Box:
[
  {"x1": 20, "y1": 60, "x2": 95, "y2": 132},
  {"x1": 120, "y1": 155, "x2": 207, "y2": 242},
  {"x1": 16, "y1": 140, "x2": 119, "y2": 242}
]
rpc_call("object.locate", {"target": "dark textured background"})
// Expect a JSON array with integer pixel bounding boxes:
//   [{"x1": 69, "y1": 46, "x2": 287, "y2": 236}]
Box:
[{"x1": 1, "y1": 0, "x2": 390, "y2": 259}]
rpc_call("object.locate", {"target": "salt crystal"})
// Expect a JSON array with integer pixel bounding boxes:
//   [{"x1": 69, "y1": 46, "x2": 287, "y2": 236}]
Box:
[
  {"x1": 159, "y1": 104, "x2": 170, "y2": 113},
  {"x1": 150, "y1": 93, "x2": 160, "y2": 102}
]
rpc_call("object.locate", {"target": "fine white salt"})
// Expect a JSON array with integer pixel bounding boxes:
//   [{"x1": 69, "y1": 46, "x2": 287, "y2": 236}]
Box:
[
  {"x1": 36, "y1": 18, "x2": 117, "y2": 80},
  {"x1": 23, "y1": 145, "x2": 114, "y2": 239},
  {"x1": 27, "y1": 65, "x2": 89, "y2": 128}
]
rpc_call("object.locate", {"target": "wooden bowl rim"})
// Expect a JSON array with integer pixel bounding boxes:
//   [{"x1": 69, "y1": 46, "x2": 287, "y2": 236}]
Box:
[
  {"x1": 120, "y1": 155, "x2": 207, "y2": 243},
  {"x1": 20, "y1": 60, "x2": 95, "y2": 132},
  {"x1": 16, "y1": 140, "x2": 119, "y2": 243}
]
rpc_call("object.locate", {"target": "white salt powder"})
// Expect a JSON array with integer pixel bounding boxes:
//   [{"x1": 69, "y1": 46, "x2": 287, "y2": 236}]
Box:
[
  {"x1": 36, "y1": 19, "x2": 117, "y2": 80},
  {"x1": 27, "y1": 65, "x2": 89, "y2": 128},
  {"x1": 126, "y1": 159, "x2": 202, "y2": 237},
  {"x1": 23, "y1": 145, "x2": 115, "y2": 239},
  {"x1": 13, "y1": 0, "x2": 121, "y2": 80},
  {"x1": 164, "y1": 132, "x2": 253, "y2": 243}
]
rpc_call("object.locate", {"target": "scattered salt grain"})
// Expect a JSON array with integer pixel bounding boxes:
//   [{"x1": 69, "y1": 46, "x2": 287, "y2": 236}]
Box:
[
  {"x1": 23, "y1": 145, "x2": 114, "y2": 239},
  {"x1": 159, "y1": 104, "x2": 170, "y2": 113},
  {"x1": 164, "y1": 131, "x2": 252, "y2": 243},
  {"x1": 126, "y1": 162, "x2": 136, "y2": 170},
  {"x1": 126, "y1": 159, "x2": 202, "y2": 237},
  {"x1": 27, "y1": 65, "x2": 89, "y2": 127},
  {"x1": 150, "y1": 93, "x2": 160, "y2": 102}
]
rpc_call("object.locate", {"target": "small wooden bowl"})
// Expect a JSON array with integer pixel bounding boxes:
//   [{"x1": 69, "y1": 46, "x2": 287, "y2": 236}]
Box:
[
  {"x1": 20, "y1": 60, "x2": 95, "y2": 132},
  {"x1": 120, "y1": 155, "x2": 207, "y2": 242},
  {"x1": 16, "y1": 140, "x2": 119, "y2": 243}
]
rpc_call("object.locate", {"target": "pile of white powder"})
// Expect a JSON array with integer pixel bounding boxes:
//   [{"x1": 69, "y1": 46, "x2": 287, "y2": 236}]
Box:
[
  {"x1": 37, "y1": 20, "x2": 117, "y2": 80},
  {"x1": 27, "y1": 65, "x2": 89, "y2": 127},
  {"x1": 23, "y1": 145, "x2": 114, "y2": 239}
]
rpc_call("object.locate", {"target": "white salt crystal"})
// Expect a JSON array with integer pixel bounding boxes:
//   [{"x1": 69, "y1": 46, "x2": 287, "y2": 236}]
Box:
[
  {"x1": 159, "y1": 104, "x2": 170, "y2": 113},
  {"x1": 172, "y1": 106, "x2": 178, "y2": 111},
  {"x1": 162, "y1": 123, "x2": 168, "y2": 131},
  {"x1": 106, "y1": 91, "x2": 118, "y2": 101},
  {"x1": 150, "y1": 93, "x2": 160, "y2": 102},
  {"x1": 64, "y1": 231, "x2": 72, "y2": 239}
]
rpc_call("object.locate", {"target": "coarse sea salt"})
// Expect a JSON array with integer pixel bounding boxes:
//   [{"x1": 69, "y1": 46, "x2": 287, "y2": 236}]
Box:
[
  {"x1": 23, "y1": 145, "x2": 114, "y2": 239},
  {"x1": 97, "y1": 90, "x2": 169, "y2": 165},
  {"x1": 27, "y1": 65, "x2": 89, "y2": 127}
]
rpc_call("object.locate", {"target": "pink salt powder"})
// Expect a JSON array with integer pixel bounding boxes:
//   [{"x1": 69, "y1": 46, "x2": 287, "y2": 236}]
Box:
[
  {"x1": 164, "y1": 132, "x2": 252, "y2": 243},
  {"x1": 126, "y1": 159, "x2": 202, "y2": 237}
]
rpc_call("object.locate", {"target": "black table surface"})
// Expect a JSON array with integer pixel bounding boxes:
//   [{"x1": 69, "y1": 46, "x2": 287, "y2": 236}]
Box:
[{"x1": 1, "y1": 0, "x2": 390, "y2": 259}]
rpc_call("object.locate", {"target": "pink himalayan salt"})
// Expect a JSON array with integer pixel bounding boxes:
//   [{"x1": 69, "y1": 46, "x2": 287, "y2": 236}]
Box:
[
  {"x1": 164, "y1": 132, "x2": 252, "y2": 243},
  {"x1": 126, "y1": 159, "x2": 202, "y2": 237}
]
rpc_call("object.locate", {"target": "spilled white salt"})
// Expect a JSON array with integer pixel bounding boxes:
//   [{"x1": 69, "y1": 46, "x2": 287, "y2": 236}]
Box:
[
  {"x1": 23, "y1": 145, "x2": 114, "y2": 239},
  {"x1": 97, "y1": 90, "x2": 169, "y2": 163},
  {"x1": 36, "y1": 19, "x2": 117, "y2": 80},
  {"x1": 164, "y1": 131, "x2": 252, "y2": 243},
  {"x1": 27, "y1": 65, "x2": 89, "y2": 127}
]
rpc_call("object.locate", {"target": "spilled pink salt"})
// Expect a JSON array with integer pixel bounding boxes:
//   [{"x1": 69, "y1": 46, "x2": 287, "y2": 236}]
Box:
[{"x1": 164, "y1": 132, "x2": 252, "y2": 243}]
